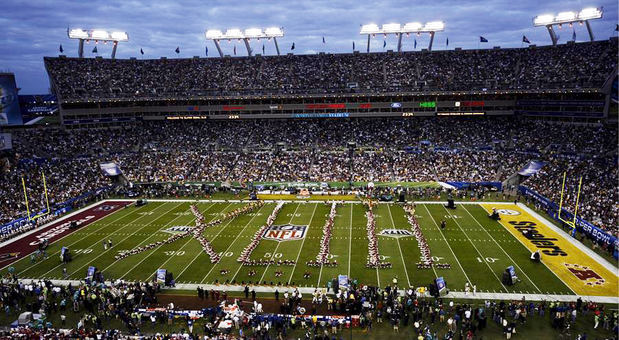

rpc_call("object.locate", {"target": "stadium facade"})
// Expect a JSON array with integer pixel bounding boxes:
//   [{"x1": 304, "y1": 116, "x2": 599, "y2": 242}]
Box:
[{"x1": 44, "y1": 39, "x2": 617, "y2": 128}]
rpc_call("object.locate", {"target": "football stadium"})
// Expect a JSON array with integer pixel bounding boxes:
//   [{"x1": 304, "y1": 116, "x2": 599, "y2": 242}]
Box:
[{"x1": 0, "y1": 1, "x2": 617, "y2": 339}]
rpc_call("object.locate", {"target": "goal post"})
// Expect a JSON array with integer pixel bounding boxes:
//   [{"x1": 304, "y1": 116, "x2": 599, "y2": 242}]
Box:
[
  {"x1": 21, "y1": 172, "x2": 51, "y2": 221},
  {"x1": 557, "y1": 171, "x2": 583, "y2": 235}
]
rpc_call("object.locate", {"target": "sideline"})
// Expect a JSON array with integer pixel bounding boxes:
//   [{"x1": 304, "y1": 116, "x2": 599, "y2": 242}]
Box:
[{"x1": 16, "y1": 278, "x2": 618, "y2": 304}]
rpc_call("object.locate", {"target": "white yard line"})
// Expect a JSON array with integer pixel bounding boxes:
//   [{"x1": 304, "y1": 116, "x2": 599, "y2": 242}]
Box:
[
  {"x1": 441, "y1": 205, "x2": 509, "y2": 292},
  {"x1": 257, "y1": 203, "x2": 301, "y2": 284},
  {"x1": 197, "y1": 204, "x2": 269, "y2": 284},
  {"x1": 347, "y1": 204, "x2": 353, "y2": 277},
  {"x1": 287, "y1": 203, "x2": 319, "y2": 285},
  {"x1": 317, "y1": 204, "x2": 342, "y2": 287},
  {"x1": 423, "y1": 205, "x2": 471, "y2": 284},
  {"x1": 386, "y1": 204, "x2": 412, "y2": 288},
  {"x1": 69, "y1": 202, "x2": 186, "y2": 277},
  {"x1": 120, "y1": 203, "x2": 226, "y2": 280},
  {"x1": 35, "y1": 203, "x2": 174, "y2": 278},
  {"x1": 461, "y1": 205, "x2": 542, "y2": 293}
]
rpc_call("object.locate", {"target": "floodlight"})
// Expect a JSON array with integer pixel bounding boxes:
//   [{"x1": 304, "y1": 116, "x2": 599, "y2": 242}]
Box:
[
  {"x1": 578, "y1": 7, "x2": 602, "y2": 20},
  {"x1": 68, "y1": 29, "x2": 88, "y2": 39},
  {"x1": 556, "y1": 11, "x2": 576, "y2": 22},
  {"x1": 67, "y1": 27, "x2": 129, "y2": 58},
  {"x1": 533, "y1": 7, "x2": 602, "y2": 45},
  {"x1": 110, "y1": 31, "x2": 128, "y2": 41},
  {"x1": 360, "y1": 20, "x2": 445, "y2": 51},
  {"x1": 382, "y1": 23, "x2": 401, "y2": 33},
  {"x1": 206, "y1": 26, "x2": 284, "y2": 57},
  {"x1": 360, "y1": 24, "x2": 380, "y2": 34},
  {"x1": 206, "y1": 29, "x2": 224, "y2": 39},
  {"x1": 424, "y1": 21, "x2": 445, "y2": 31},
  {"x1": 403, "y1": 22, "x2": 423, "y2": 31},
  {"x1": 224, "y1": 28, "x2": 244, "y2": 39},
  {"x1": 264, "y1": 27, "x2": 284, "y2": 37},
  {"x1": 244, "y1": 28, "x2": 264, "y2": 38},
  {"x1": 533, "y1": 14, "x2": 555, "y2": 26},
  {"x1": 91, "y1": 30, "x2": 109, "y2": 40}
]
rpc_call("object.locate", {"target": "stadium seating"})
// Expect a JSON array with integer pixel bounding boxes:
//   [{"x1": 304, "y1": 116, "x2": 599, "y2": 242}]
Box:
[{"x1": 44, "y1": 40, "x2": 617, "y2": 100}]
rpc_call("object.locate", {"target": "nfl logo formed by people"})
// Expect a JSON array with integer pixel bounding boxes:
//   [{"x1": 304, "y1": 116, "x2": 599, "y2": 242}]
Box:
[{"x1": 263, "y1": 224, "x2": 308, "y2": 241}]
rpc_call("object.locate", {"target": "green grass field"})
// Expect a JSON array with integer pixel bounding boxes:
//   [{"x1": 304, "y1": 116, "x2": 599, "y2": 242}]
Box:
[{"x1": 4, "y1": 200, "x2": 576, "y2": 295}]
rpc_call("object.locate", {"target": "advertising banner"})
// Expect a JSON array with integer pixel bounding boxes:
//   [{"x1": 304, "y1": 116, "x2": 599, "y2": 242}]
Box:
[{"x1": 0, "y1": 74, "x2": 23, "y2": 125}]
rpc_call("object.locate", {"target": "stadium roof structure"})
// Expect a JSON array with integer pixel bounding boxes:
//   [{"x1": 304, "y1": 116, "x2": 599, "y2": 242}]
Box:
[
  {"x1": 205, "y1": 27, "x2": 284, "y2": 57},
  {"x1": 67, "y1": 28, "x2": 129, "y2": 59},
  {"x1": 533, "y1": 7, "x2": 603, "y2": 45},
  {"x1": 360, "y1": 21, "x2": 445, "y2": 52}
]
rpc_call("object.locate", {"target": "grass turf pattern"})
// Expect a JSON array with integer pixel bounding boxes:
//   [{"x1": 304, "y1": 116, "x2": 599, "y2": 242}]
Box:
[{"x1": 6, "y1": 200, "x2": 609, "y2": 297}]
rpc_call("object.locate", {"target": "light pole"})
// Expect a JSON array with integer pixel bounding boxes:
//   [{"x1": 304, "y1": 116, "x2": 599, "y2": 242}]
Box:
[
  {"x1": 67, "y1": 28, "x2": 129, "y2": 59},
  {"x1": 533, "y1": 7, "x2": 603, "y2": 45},
  {"x1": 360, "y1": 21, "x2": 445, "y2": 52},
  {"x1": 206, "y1": 27, "x2": 284, "y2": 57}
]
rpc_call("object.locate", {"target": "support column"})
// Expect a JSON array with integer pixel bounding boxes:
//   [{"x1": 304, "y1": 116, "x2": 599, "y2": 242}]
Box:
[
  {"x1": 366, "y1": 34, "x2": 371, "y2": 53},
  {"x1": 214, "y1": 40, "x2": 224, "y2": 57},
  {"x1": 243, "y1": 38, "x2": 252, "y2": 56},
  {"x1": 397, "y1": 33, "x2": 403, "y2": 52},
  {"x1": 428, "y1": 32, "x2": 435, "y2": 51},
  {"x1": 585, "y1": 20, "x2": 595, "y2": 41},
  {"x1": 111, "y1": 41, "x2": 118, "y2": 59},
  {"x1": 78, "y1": 39, "x2": 84, "y2": 58},
  {"x1": 273, "y1": 37, "x2": 281, "y2": 56},
  {"x1": 546, "y1": 25, "x2": 558, "y2": 46}
]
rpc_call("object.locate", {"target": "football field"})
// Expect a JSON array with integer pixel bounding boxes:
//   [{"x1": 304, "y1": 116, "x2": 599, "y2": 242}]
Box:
[{"x1": 3, "y1": 199, "x2": 617, "y2": 299}]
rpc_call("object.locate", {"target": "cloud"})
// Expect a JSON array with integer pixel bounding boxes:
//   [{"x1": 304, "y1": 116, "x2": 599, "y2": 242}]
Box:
[{"x1": 1, "y1": 0, "x2": 616, "y2": 93}]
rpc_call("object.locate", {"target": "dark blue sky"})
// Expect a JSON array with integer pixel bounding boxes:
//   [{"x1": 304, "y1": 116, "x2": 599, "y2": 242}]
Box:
[{"x1": 1, "y1": 0, "x2": 617, "y2": 94}]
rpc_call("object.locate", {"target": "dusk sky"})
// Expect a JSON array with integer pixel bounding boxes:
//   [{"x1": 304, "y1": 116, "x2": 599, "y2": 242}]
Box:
[{"x1": 1, "y1": 0, "x2": 617, "y2": 94}]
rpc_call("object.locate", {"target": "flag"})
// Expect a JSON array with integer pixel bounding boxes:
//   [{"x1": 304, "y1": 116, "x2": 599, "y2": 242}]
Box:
[
  {"x1": 233, "y1": 45, "x2": 236, "y2": 55},
  {"x1": 92, "y1": 46, "x2": 98, "y2": 54},
  {"x1": 446, "y1": 37, "x2": 449, "y2": 46},
  {"x1": 383, "y1": 40, "x2": 386, "y2": 48},
  {"x1": 205, "y1": 46, "x2": 208, "y2": 56},
  {"x1": 291, "y1": 42, "x2": 295, "y2": 50},
  {"x1": 262, "y1": 44, "x2": 265, "y2": 54},
  {"x1": 352, "y1": 41, "x2": 355, "y2": 50},
  {"x1": 572, "y1": 30, "x2": 576, "y2": 41},
  {"x1": 140, "y1": 48, "x2": 144, "y2": 55},
  {"x1": 414, "y1": 39, "x2": 417, "y2": 49},
  {"x1": 59, "y1": 44, "x2": 63, "y2": 53},
  {"x1": 322, "y1": 36, "x2": 325, "y2": 44},
  {"x1": 175, "y1": 46, "x2": 180, "y2": 54},
  {"x1": 522, "y1": 35, "x2": 531, "y2": 44},
  {"x1": 480, "y1": 36, "x2": 488, "y2": 43}
]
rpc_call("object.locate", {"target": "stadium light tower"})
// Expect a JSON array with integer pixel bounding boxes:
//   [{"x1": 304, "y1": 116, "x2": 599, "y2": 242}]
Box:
[
  {"x1": 360, "y1": 21, "x2": 445, "y2": 52},
  {"x1": 205, "y1": 27, "x2": 284, "y2": 57},
  {"x1": 533, "y1": 7, "x2": 603, "y2": 46},
  {"x1": 67, "y1": 28, "x2": 129, "y2": 59}
]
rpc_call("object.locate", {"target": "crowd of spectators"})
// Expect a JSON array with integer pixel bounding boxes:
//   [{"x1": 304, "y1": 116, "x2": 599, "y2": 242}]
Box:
[
  {"x1": 1, "y1": 277, "x2": 615, "y2": 339},
  {"x1": 0, "y1": 117, "x2": 616, "y2": 235},
  {"x1": 45, "y1": 40, "x2": 617, "y2": 100}
]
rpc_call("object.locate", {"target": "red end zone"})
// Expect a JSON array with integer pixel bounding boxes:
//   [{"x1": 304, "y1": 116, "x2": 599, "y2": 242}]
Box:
[{"x1": 0, "y1": 201, "x2": 131, "y2": 267}]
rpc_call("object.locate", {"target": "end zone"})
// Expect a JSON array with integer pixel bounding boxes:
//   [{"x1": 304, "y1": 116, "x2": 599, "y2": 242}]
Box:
[
  {"x1": 0, "y1": 201, "x2": 131, "y2": 268},
  {"x1": 480, "y1": 203, "x2": 618, "y2": 297}
]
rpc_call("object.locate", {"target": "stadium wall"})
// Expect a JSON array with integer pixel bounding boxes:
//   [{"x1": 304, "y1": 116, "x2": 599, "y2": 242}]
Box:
[{"x1": 519, "y1": 185, "x2": 618, "y2": 259}]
